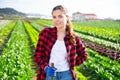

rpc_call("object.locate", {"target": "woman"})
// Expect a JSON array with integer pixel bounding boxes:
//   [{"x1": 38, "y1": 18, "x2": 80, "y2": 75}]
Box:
[{"x1": 34, "y1": 5, "x2": 88, "y2": 80}]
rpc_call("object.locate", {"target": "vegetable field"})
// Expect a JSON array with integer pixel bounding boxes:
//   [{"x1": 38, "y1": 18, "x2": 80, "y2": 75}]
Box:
[{"x1": 0, "y1": 19, "x2": 120, "y2": 80}]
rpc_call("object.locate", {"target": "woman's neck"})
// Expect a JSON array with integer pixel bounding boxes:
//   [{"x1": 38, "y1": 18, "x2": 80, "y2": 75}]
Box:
[
  {"x1": 57, "y1": 27, "x2": 66, "y2": 33},
  {"x1": 57, "y1": 27, "x2": 66, "y2": 41}
]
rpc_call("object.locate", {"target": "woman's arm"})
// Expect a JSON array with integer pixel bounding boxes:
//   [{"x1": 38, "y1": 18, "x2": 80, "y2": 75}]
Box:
[
  {"x1": 34, "y1": 28, "x2": 48, "y2": 69},
  {"x1": 75, "y1": 36, "x2": 88, "y2": 65}
]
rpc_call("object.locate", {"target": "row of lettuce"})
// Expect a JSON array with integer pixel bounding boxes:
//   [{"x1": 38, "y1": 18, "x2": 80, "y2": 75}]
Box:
[
  {"x1": 81, "y1": 48, "x2": 120, "y2": 80},
  {"x1": 0, "y1": 21, "x2": 15, "y2": 51},
  {"x1": 0, "y1": 20, "x2": 45, "y2": 80},
  {"x1": 73, "y1": 21, "x2": 120, "y2": 43},
  {"x1": 0, "y1": 20, "x2": 120, "y2": 80},
  {"x1": 0, "y1": 20, "x2": 35, "y2": 79}
]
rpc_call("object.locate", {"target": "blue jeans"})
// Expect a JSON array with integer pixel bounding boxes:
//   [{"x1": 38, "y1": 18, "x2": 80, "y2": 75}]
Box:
[{"x1": 45, "y1": 70, "x2": 73, "y2": 80}]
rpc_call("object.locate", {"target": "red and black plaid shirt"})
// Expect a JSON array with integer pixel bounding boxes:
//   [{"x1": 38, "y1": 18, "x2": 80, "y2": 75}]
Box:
[{"x1": 34, "y1": 27, "x2": 88, "y2": 80}]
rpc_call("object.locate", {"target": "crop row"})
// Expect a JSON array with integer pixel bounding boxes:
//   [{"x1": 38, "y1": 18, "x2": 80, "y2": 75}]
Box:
[
  {"x1": 74, "y1": 25, "x2": 120, "y2": 44},
  {"x1": 0, "y1": 20, "x2": 35, "y2": 80},
  {"x1": 76, "y1": 48, "x2": 120, "y2": 80},
  {"x1": 0, "y1": 21, "x2": 16, "y2": 51},
  {"x1": 23, "y1": 21, "x2": 39, "y2": 47},
  {"x1": 72, "y1": 21, "x2": 120, "y2": 30},
  {"x1": 77, "y1": 32, "x2": 120, "y2": 52},
  {"x1": 30, "y1": 22, "x2": 44, "y2": 32}
]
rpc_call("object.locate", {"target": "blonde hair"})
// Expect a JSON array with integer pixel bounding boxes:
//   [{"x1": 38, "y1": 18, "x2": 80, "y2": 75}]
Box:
[{"x1": 52, "y1": 5, "x2": 76, "y2": 45}]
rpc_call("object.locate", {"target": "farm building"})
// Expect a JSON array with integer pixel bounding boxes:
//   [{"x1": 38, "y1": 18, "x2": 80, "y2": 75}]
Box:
[{"x1": 72, "y1": 11, "x2": 98, "y2": 21}]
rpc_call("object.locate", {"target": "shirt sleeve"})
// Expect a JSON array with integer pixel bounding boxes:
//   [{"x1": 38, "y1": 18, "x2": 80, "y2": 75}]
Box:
[
  {"x1": 34, "y1": 28, "x2": 48, "y2": 69},
  {"x1": 75, "y1": 36, "x2": 88, "y2": 65}
]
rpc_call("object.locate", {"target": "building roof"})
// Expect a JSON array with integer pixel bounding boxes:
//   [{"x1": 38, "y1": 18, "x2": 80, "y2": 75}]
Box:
[
  {"x1": 72, "y1": 11, "x2": 81, "y2": 15},
  {"x1": 84, "y1": 14, "x2": 97, "y2": 16}
]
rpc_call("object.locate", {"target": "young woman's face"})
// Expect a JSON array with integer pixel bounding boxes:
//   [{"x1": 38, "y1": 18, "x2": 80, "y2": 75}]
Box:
[{"x1": 52, "y1": 10, "x2": 67, "y2": 29}]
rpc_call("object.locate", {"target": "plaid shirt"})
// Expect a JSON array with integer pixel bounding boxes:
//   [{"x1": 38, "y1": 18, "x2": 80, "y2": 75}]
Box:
[{"x1": 34, "y1": 27, "x2": 88, "y2": 80}]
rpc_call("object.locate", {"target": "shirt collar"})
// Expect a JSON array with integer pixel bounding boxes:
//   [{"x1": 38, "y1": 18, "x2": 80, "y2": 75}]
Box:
[{"x1": 53, "y1": 26, "x2": 70, "y2": 39}]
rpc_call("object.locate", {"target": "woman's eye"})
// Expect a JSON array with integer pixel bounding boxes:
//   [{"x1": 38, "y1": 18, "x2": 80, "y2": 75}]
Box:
[
  {"x1": 52, "y1": 16, "x2": 56, "y2": 19},
  {"x1": 52, "y1": 15, "x2": 63, "y2": 19}
]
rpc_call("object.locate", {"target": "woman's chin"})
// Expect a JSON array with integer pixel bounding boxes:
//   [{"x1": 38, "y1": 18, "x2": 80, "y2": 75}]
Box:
[{"x1": 55, "y1": 25, "x2": 60, "y2": 28}]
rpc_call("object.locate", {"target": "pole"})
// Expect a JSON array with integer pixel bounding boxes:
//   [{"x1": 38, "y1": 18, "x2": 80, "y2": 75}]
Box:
[{"x1": 51, "y1": 63, "x2": 54, "y2": 80}]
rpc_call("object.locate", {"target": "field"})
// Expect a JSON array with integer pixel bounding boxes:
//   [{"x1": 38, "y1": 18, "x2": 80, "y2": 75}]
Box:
[{"x1": 0, "y1": 19, "x2": 120, "y2": 80}]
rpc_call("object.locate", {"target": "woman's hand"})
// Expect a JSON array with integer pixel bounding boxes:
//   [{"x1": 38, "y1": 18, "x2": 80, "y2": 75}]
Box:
[{"x1": 45, "y1": 66, "x2": 57, "y2": 77}]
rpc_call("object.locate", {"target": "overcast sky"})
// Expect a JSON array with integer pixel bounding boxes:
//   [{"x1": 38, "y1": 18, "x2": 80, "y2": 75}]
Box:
[{"x1": 0, "y1": 0, "x2": 120, "y2": 19}]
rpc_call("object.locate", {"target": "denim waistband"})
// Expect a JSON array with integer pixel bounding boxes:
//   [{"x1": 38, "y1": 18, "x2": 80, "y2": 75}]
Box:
[{"x1": 56, "y1": 70, "x2": 70, "y2": 73}]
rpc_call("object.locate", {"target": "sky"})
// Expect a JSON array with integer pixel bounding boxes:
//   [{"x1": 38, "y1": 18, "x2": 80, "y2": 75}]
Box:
[{"x1": 0, "y1": 0, "x2": 120, "y2": 19}]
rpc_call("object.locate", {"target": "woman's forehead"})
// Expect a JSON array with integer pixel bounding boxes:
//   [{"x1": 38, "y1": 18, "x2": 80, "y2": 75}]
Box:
[{"x1": 52, "y1": 10, "x2": 65, "y2": 15}]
